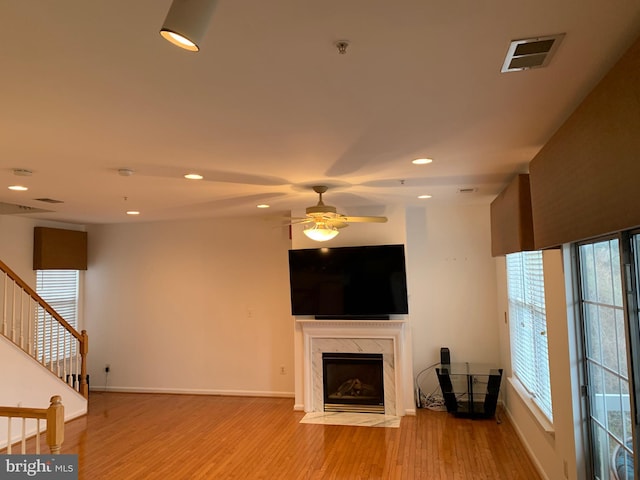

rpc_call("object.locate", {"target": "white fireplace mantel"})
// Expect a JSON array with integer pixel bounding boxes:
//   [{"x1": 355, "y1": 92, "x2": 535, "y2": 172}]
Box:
[{"x1": 294, "y1": 319, "x2": 415, "y2": 416}]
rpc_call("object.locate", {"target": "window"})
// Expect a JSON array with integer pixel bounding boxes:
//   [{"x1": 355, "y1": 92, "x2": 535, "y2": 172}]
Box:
[
  {"x1": 506, "y1": 251, "x2": 553, "y2": 420},
  {"x1": 577, "y1": 237, "x2": 636, "y2": 479},
  {"x1": 36, "y1": 269, "x2": 79, "y2": 362}
]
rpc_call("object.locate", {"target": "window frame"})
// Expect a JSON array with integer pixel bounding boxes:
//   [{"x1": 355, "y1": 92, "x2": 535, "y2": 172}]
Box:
[{"x1": 506, "y1": 250, "x2": 554, "y2": 422}]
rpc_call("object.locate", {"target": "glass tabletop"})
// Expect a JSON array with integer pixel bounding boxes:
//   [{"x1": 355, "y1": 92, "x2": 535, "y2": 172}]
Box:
[{"x1": 437, "y1": 362, "x2": 502, "y2": 376}]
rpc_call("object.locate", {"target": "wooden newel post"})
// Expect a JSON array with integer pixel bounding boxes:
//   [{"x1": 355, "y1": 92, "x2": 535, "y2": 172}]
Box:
[
  {"x1": 80, "y1": 329, "x2": 89, "y2": 398},
  {"x1": 46, "y1": 395, "x2": 64, "y2": 454}
]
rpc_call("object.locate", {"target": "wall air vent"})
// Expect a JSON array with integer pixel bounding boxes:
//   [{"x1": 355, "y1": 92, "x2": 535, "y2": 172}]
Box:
[
  {"x1": 501, "y1": 34, "x2": 565, "y2": 73},
  {"x1": 0, "y1": 202, "x2": 52, "y2": 215},
  {"x1": 35, "y1": 198, "x2": 64, "y2": 204}
]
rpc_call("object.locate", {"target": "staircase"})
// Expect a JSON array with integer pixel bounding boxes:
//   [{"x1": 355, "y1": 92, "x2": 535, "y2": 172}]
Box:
[{"x1": 0, "y1": 259, "x2": 88, "y2": 398}]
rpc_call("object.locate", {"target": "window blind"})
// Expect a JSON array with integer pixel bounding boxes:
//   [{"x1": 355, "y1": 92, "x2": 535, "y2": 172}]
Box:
[
  {"x1": 36, "y1": 270, "x2": 79, "y2": 361},
  {"x1": 506, "y1": 251, "x2": 553, "y2": 421}
]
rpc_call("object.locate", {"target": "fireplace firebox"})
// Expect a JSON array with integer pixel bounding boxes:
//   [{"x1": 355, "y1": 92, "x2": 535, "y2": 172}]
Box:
[{"x1": 322, "y1": 352, "x2": 384, "y2": 414}]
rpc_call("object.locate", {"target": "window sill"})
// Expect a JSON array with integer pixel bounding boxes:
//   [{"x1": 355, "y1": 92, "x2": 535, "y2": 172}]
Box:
[{"x1": 507, "y1": 376, "x2": 555, "y2": 437}]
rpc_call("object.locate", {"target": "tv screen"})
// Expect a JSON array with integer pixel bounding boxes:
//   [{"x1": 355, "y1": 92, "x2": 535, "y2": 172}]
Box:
[{"x1": 288, "y1": 244, "x2": 409, "y2": 318}]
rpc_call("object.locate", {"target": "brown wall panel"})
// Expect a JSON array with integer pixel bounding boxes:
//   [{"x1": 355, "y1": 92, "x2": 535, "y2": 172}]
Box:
[
  {"x1": 529, "y1": 37, "x2": 640, "y2": 248},
  {"x1": 490, "y1": 174, "x2": 535, "y2": 256},
  {"x1": 33, "y1": 227, "x2": 88, "y2": 270}
]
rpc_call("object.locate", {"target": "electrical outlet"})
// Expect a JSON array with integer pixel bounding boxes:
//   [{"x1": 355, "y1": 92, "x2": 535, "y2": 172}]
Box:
[
  {"x1": 105, "y1": 364, "x2": 110, "y2": 373},
  {"x1": 280, "y1": 366, "x2": 286, "y2": 375}
]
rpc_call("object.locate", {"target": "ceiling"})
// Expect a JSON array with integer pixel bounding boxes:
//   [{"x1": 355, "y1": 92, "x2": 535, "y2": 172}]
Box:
[{"x1": 1, "y1": 1, "x2": 639, "y2": 225}]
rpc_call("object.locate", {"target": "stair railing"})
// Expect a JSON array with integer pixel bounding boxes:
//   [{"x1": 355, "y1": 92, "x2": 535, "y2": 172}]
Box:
[
  {"x1": 0, "y1": 259, "x2": 88, "y2": 398},
  {"x1": 0, "y1": 395, "x2": 64, "y2": 454}
]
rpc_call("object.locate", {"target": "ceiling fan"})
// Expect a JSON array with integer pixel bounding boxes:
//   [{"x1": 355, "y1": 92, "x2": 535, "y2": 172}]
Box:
[{"x1": 292, "y1": 186, "x2": 388, "y2": 241}]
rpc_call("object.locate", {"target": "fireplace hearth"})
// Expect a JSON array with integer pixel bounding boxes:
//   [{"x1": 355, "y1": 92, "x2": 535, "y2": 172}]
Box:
[{"x1": 323, "y1": 352, "x2": 385, "y2": 414}]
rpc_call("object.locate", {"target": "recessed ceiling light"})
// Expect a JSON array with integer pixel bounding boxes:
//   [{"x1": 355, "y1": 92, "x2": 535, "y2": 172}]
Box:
[
  {"x1": 126, "y1": 210, "x2": 140, "y2": 215},
  {"x1": 184, "y1": 173, "x2": 203, "y2": 180},
  {"x1": 418, "y1": 194, "x2": 432, "y2": 199},
  {"x1": 8, "y1": 185, "x2": 28, "y2": 191},
  {"x1": 412, "y1": 158, "x2": 433, "y2": 165},
  {"x1": 257, "y1": 204, "x2": 270, "y2": 209}
]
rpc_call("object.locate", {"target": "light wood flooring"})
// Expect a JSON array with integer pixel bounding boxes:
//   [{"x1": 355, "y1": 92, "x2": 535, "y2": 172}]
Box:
[{"x1": 8, "y1": 392, "x2": 543, "y2": 479}]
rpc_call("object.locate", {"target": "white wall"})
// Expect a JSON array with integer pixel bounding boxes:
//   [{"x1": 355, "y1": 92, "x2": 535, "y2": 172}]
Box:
[
  {"x1": 84, "y1": 216, "x2": 294, "y2": 396},
  {"x1": 407, "y1": 204, "x2": 500, "y2": 397}
]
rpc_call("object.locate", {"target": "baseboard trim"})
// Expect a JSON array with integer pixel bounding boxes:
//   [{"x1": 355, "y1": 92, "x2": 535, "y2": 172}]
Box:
[
  {"x1": 89, "y1": 386, "x2": 295, "y2": 398},
  {"x1": 503, "y1": 407, "x2": 551, "y2": 480}
]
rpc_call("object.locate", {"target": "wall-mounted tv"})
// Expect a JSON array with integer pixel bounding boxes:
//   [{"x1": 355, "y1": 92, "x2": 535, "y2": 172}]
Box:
[{"x1": 288, "y1": 244, "x2": 409, "y2": 319}]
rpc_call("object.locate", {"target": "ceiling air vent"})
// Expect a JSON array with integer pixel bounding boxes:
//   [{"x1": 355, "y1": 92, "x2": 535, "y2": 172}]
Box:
[
  {"x1": 458, "y1": 188, "x2": 477, "y2": 194},
  {"x1": 501, "y1": 34, "x2": 565, "y2": 73},
  {"x1": 35, "y1": 198, "x2": 64, "y2": 204},
  {"x1": 0, "y1": 202, "x2": 52, "y2": 215}
]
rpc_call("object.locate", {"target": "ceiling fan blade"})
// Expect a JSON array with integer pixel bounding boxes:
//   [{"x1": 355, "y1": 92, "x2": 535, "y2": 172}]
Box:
[
  {"x1": 339, "y1": 216, "x2": 388, "y2": 223},
  {"x1": 330, "y1": 221, "x2": 349, "y2": 229},
  {"x1": 289, "y1": 218, "x2": 314, "y2": 225}
]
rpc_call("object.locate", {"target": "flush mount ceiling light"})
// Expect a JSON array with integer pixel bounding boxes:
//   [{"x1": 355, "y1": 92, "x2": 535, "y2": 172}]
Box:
[
  {"x1": 303, "y1": 222, "x2": 339, "y2": 242},
  {"x1": 160, "y1": 0, "x2": 218, "y2": 52},
  {"x1": 126, "y1": 210, "x2": 140, "y2": 216},
  {"x1": 418, "y1": 194, "x2": 432, "y2": 199},
  {"x1": 118, "y1": 168, "x2": 135, "y2": 176},
  {"x1": 184, "y1": 173, "x2": 204, "y2": 180},
  {"x1": 8, "y1": 185, "x2": 28, "y2": 191},
  {"x1": 256, "y1": 204, "x2": 270, "y2": 209},
  {"x1": 412, "y1": 158, "x2": 433, "y2": 165}
]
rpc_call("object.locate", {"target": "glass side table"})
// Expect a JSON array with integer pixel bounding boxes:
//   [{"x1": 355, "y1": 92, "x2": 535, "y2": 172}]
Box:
[{"x1": 435, "y1": 363, "x2": 503, "y2": 419}]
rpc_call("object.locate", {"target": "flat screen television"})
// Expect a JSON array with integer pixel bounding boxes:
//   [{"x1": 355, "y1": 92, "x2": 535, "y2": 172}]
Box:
[{"x1": 288, "y1": 244, "x2": 409, "y2": 319}]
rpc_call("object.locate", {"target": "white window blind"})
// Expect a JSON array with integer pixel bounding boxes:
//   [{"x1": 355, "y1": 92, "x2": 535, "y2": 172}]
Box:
[
  {"x1": 36, "y1": 270, "x2": 79, "y2": 361},
  {"x1": 506, "y1": 251, "x2": 553, "y2": 421}
]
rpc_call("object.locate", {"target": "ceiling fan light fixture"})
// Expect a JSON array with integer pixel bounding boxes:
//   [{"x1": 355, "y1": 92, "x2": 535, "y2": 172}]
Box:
[
  {"x1": 160, "y1": 0, "x2": 218, "y2": 52},
  {"x1": 303, "y1": 223, "x2": 339, "y2": 242},
  {"x1": 412, "y1": 158, "x2": 433, "y2": 165}
]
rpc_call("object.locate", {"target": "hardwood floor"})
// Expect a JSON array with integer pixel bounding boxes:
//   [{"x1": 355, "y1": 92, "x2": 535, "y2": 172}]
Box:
[{"x1": 11, "y1": 392, "x2": 542, "y2": 479}]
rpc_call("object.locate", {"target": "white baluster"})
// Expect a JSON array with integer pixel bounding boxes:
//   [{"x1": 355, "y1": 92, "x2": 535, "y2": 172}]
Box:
[
  {"x1": 11, "y1": 282, "x2": 16, "y2": 342},
  {"x1": 2, "y1": 272, "x2": 7, "y2": 336},
  {"x1": 56, "y1": 321, "x2": 61, "y2": 377},
  {"x1": 27, "y1": 299, "x2": 33, "y2": 355},
  {"x1": 19, "y1": 291, "x2": 24, "y2": 349},
  {"x1": 62, "y1": 332, "x2": 67, "y2": 384},
  {"x1": 7, "y1": 417, "x2": 11, "y2": 454},
  {"x1": 35, "y1": 419, "x2": 41, "y2": 454},
  {"x1": 48, "y1": 314, "x2": 54, "y2": 372},
  {"x1": 21, "y1": 418, "x2": 26, "y2": 454}
]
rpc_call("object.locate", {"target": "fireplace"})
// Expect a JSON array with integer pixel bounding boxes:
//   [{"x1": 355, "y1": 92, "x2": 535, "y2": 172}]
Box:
[
  {"x1": 295, "y1": 319, "x2": 415, "y2": 417},
  {"x1": 322, "y1": 353, "x2": 385, "y2": 414}
]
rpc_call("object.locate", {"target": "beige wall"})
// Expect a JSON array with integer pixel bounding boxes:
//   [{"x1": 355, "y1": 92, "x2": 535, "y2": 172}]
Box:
[{"x1": 84, "y1": 217, "x2": 294, "y2": 396}]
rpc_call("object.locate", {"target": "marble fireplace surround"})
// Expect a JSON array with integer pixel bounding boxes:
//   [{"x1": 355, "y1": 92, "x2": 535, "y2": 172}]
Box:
[{"x1": 297, "y1": 319, "x2": 415, "y2": 416}]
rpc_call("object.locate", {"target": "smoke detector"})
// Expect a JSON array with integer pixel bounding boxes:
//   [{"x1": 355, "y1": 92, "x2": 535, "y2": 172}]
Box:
[{"x1": 501, "y1": 34, "x2": 565, "y2": 73}]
